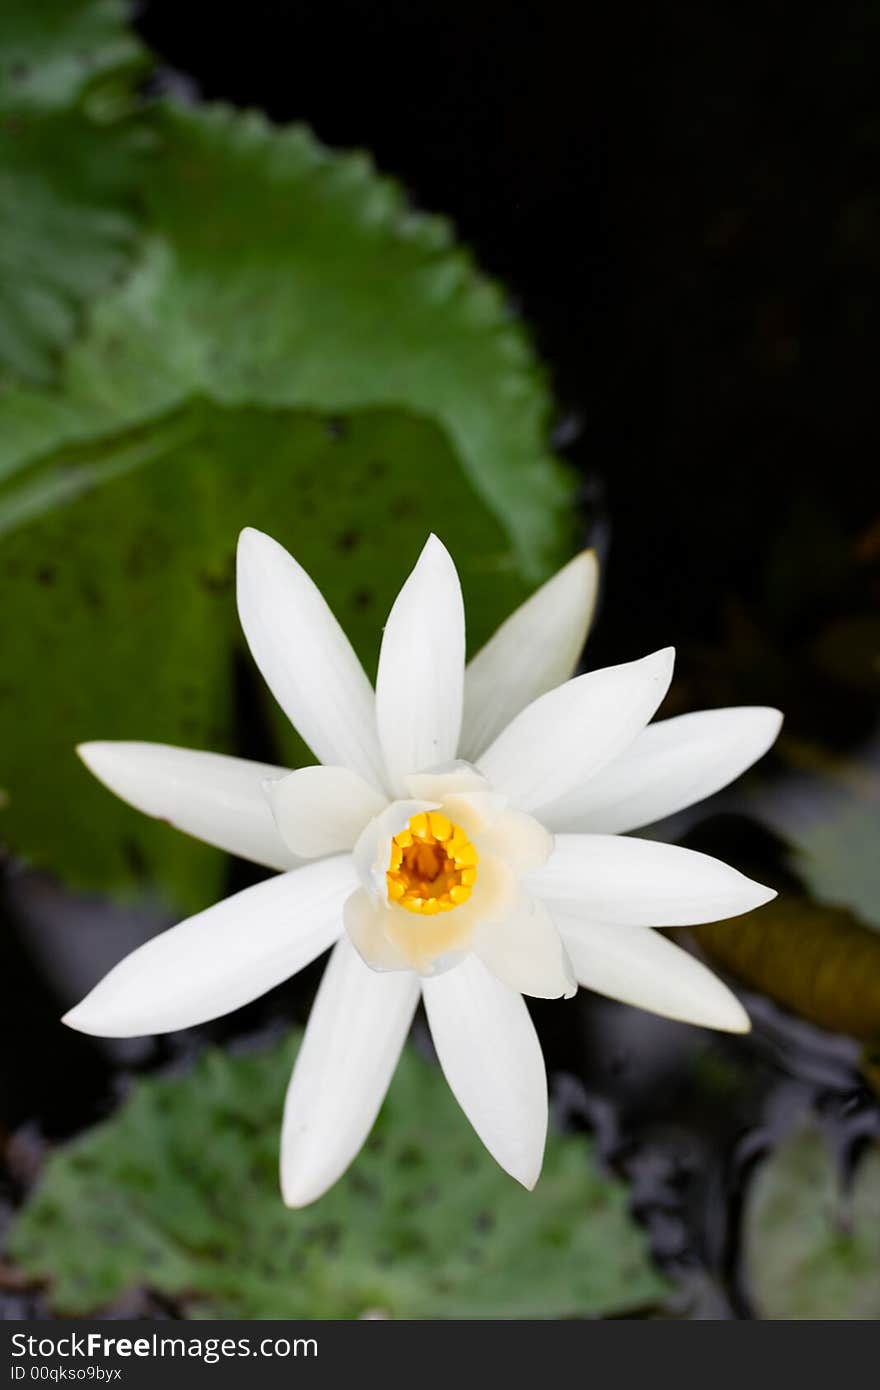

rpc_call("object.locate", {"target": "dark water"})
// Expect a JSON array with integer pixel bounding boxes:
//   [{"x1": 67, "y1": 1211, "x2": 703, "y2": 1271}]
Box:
[{"x1": 2, "y1": 0, "x2": 878, "y2": 1318}]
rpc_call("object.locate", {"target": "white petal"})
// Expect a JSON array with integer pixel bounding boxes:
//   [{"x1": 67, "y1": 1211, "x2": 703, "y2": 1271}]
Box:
[
  {"x1": 236, "y1": 528, "x2": 385, "y2": 788},
  {"x1": 267, "y1": 765, "x2": 386, "y2": 858},
  {"x1": 62, "y1": 857, "x2": 355, "y2": 1037},
  {"x1": 280, "y1": 938, "x2": 419, "y2": 1207},
  {"x1": 540, "y1": 707, "x2": 784, "y2": 834},
  {"x1": 477, "y1": 648, "x2": 675, "y2": 811},
  {"x1": 529, "y1": 834, "x2": 776, "y2": 926},
  {"x1": 474, "y1": 895, "x2": 576, "y2": 999},
  {"x1": 78, "y1": 741, "x2": 297, "y2": 871},
  {"x1": 422, "y1": 955, "x2": 547, "y2": 1188},
  {"x1": 375, "y1": 535, "x2": 465, "y2": 794},
  {"x1": 557, "y1": 916, "x2": 750, "y2": 1032},
  {"x1": 460, "y1": 550, "x2": 599, "y2": 759}
]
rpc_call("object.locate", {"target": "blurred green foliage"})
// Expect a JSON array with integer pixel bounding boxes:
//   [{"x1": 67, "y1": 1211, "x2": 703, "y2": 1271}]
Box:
[
  {"x1": 0, "y1": 0, "x2": 149, "y2": 383},
  {"x1": 744, "y1": 1119, "x2": 880, "y2": 1319},
  {"x1": 768, "y1": 740, "x2": 880, "y2": 934},
  {"x1": 0, "y1": 3, "x2": 576, "y2": 911},
  {"x1": 0, "y1": 0, "x2": 146, "y2": 114},
  {"x1": 7, "y1": 1032, "x2": 669, "y2": 1319},
  {"x1": 0, "y1": 101, "x2": 573, "y2": 571}
]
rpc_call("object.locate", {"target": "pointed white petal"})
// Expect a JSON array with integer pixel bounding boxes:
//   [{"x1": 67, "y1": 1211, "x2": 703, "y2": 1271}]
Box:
[
  {"x1": 540, "y1": 707, "x2": 784, "y2": 834},
  {"x1": 236, "y1": 528, "x2": 385, "y2": 788},
  {"x1": 529, "y1": 834, "x2": 776, "y2": 926},
  {"x1": 557, "y1": 916, "x2": 750, "y2": 1032},
  {"x1": 63, "y1": 857, "x2": 355, "y2": 1037},
  {"x1": 474, "y1": 895, "x2": 576, "y2": 999},
  {"x1": 281, "y1": 938, "x2": 419, "y2": 1207},
  {"x1": 422, "y1": 955, "x2": 547, "y2": 1188},
  {"x1": 461, "y1": 550, "x2": 599, "y2": 759},
  {"x1": 267, "y1": 765, "x2": 386, "y2": 858},
  {"x1": 375, "y1": 535, "x2": 465, "y2": 794},
  {"x1": 78, "y1": 741, "x2": 297, "y2": 871},
  {"x1": 477, "y1": 648, "x2": 675, "y2": 811}
]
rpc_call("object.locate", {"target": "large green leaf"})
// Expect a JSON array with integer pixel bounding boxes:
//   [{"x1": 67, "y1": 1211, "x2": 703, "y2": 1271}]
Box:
[
  {"x1": 0, "y1": 0, "x2": 146, "y2": 115},
  {"x1": 0, "y1": 0, "x2": 149, "y2": 385},
  {"x1": 744, "y1": 1118, "x2": 880, "y2": 1319},
  {"x1": 6, "y1": 1032, "x2": 669, "y2": 1320},
  {"x1": 0, "y1": 101, "x2": 575, "y2": 576},
  {"x1": 0, "y1": 111, "x2": 146, "y2": 386},
  {"x1": 0, "y1": 399, "x2": 533, "y2": 912}
]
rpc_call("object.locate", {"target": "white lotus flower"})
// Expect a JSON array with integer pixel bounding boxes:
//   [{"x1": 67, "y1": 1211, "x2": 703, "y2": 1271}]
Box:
[{"x1": 65, "y1": 529, "x2": 781, "y2": 1206}]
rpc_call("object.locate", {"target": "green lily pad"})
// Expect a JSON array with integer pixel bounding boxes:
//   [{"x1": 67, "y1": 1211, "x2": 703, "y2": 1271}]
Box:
[
  {"x1": 0, "y1": 100, "x2": 574, "y2": 576},
  {"x1": 744, "y1": 1118, "x2": 880, "y2": 1319},
  {"x1": 0, "y1": 109, "x2": 146, "y2": 387},
  {"x1": 754, "y1": 739, "x2": 880, "y2": 932},
  {"x1": 0, "y1": 0, "x2": 150, "y2": 386},
  {"x1": 6, "y1": 1031, "x2": 669, "y2": 1320},
  {"x1": 791, "y1": 796, "x2": 880, "y2": 934},
  {"x1": 0, "y1": 399, "x2": 534, "y2": 912},
  {"x1": 0, "y1": 0, "x2": 146, "y2": 115}
]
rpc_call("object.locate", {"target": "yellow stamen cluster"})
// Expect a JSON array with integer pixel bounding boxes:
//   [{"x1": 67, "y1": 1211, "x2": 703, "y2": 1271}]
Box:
[{"x1": 387, "y1": 811, "x2": 478, "y2": 915}]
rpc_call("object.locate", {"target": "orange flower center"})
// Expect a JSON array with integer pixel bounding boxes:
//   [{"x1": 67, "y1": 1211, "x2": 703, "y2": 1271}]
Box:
[{"x1": 386, "y1": 811, "x2": 479, "y2": 915}]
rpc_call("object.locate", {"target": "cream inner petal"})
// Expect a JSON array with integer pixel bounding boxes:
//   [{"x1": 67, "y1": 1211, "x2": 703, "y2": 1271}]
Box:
[
  {"x1": 346, "y1": 778, "x2": 553, "y2": 977},
  {"x1": 266, "y1": 764, "x2": 387, "y2": 858},
  {"x1": 352, "y1": 799, "x2": 437, "y2": 902},
  {"x1": 404, "y1": 763, "x2": 490, "y2": 801},
  {"x1": 345, "y1": 852, "x2": 518, "y2": 976}
]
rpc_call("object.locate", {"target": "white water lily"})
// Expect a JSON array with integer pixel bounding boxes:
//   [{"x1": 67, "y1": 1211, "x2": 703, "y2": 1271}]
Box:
[{"x1": 65, "y1": 529, "x2": 781, "y2": 1206}]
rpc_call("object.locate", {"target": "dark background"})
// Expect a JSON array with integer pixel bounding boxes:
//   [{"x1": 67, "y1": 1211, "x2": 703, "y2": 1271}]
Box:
[{"x1": 136, "y1": 0, "x2": 880, "y2": 679}]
